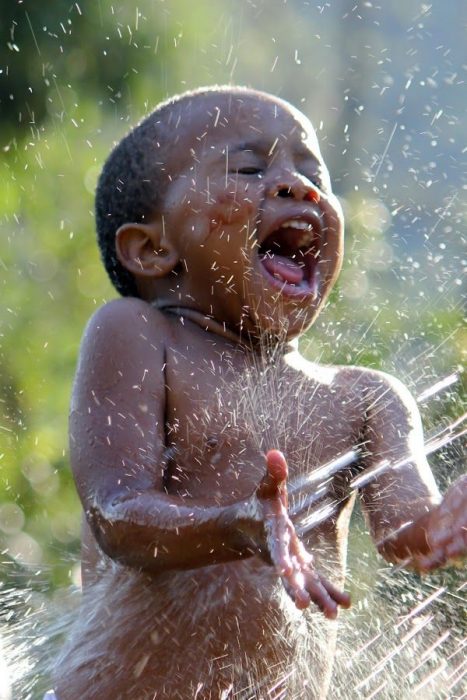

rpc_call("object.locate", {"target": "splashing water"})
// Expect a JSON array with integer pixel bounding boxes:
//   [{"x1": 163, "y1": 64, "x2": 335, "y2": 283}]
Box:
[
  {"x1": 180, "y1": 342, "x2": 465, "y2": 698},
  {"x1": 1, "y1": 1, "x2": 465, "y2": 695},
  {"x1": 231, "y1": 352, "x2": 466, "y2": 698},
  {"x1": 1, "y1": 367, "x2": 465, "y2": 698}
]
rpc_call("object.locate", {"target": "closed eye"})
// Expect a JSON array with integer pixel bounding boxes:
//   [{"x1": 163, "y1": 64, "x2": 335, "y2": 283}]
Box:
[
  {"x1": 300, "y1": 166, "x2": 329, "y2": 193},
  {"x1": 235, "y1": 166, "x2": 263, "y2": 175}
]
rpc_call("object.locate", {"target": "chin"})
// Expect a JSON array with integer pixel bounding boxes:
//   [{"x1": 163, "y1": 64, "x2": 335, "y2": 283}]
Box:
[
  {"x1": 246, "y1": 301, "x2": 322, "y2": 344},
  {"x1": 242, "y1": 253, "x2": 338, "y2": 344}
]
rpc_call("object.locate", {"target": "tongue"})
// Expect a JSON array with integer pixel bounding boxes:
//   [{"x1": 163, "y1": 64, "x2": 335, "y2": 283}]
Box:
[{"x1": 261, "y1": 254, "x2": 305, "y2": 285}]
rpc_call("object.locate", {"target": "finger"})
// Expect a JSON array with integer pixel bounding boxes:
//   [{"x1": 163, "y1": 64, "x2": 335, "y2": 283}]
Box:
[
  {"x1": 265, "y1": 450, "x2": 288, "y2": 482},
  {"x1": 320, "y1": 578, "x2": 351, "y2": 608},
  {"x1": 293, "y1": 537, "x2": 350, "y2": 608},
  {"x1": 302, "y1": 566, "x2": 352, "y2": 617},
  {"x1": 294, "y1": 586, "x2": 311, "y2": 610},
  {"x1": 283, "y1": 566, "x2": 340, "y2": 619},
  {"x1": 287, "y1": 531, "x2": 313, "y2": 568},
  {"x1": 256, "y1": 451, "x2": 288, "y2": 501},
  {"x1": 302, "y1": 574, "x2": 339, "y2": 619},
  {"x1": 281, "y1": 570, "x2": 311, "y2": 610}
]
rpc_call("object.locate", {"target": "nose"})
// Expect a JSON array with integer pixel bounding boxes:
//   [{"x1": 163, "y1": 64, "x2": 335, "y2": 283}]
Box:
[{"x1": 268, "y1": 171, "x2": 320, "y2": 204}]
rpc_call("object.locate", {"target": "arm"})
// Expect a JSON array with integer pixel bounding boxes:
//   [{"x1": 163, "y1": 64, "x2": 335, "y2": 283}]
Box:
[
  {"x1": 71, "y1": 298, "x2": 254, "y2": 572},
  {"x1": 72, "y1": 299, "x2": 350, "y2": 616},
  {"x1": 358, "y1": 371, "x2": 466, "y2": 571},
  {"x1": 376, "y1": 476, "x2": 467, "y2": 571}
]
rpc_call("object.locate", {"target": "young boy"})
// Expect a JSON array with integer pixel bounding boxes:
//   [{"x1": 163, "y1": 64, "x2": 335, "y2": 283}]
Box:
[{"x1": 52, "y1": 86, "x2": 466, "y2": 699}]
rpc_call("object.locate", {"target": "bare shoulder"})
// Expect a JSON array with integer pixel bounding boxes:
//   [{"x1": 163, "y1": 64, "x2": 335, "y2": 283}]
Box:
[
  {"x1": 338, "y1": 364, "x2": 419, "y2": 416},
  {"x1": 286, "y1": 350, "x2": 417, "y2": 410},
  {"x1": 339, "y1": 363, "x2": 413, "y2": 395},
  {"x1": 82, "y1": 297, "x2": 169, "y2": 346},
  {"x1": 72, "y1": 298, "x2": 172, "y2": 401},
  {"x1": 76, "y1": 298, "x2": 177, "y2": 374}
]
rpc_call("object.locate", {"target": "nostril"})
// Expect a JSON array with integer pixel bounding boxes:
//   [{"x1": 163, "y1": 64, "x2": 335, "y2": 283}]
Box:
[
  {"x1": 275, "y1": 187, "x2": 293, "y2": 198},
  {"x1": 305, "y1": 189, "x2": 320, "y2": 203}
]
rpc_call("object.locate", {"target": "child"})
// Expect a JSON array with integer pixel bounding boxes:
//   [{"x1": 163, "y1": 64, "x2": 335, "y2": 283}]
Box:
[{"x1": 52, "y1": 86, "x2": 466, "y2": 699}]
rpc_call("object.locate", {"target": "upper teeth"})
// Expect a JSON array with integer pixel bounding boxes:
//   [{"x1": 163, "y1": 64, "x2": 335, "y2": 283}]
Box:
[{"x1": 280, "y1": 220, "x2": 312, "y2": 231}]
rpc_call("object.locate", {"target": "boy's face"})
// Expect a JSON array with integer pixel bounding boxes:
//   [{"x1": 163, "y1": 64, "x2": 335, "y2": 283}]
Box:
[{"x1": 158, "y1": 91, "x2": 344, "y2": 340}]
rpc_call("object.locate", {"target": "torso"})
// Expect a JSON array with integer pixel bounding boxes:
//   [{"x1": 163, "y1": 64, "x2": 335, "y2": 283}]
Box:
[
  {"x1": 61, "y1": 310, "x2": 366, "y2": 700},
  {"x1": 162, "y1": 313, "x2": 362, "y2": 503}
]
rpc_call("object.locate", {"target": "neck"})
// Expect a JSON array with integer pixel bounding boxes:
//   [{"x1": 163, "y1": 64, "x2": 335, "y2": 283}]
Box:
[{"x1": 157, "y1": 304, "x2": 297, "y2": 357}]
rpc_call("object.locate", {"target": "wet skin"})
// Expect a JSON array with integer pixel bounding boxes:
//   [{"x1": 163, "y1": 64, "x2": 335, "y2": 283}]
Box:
[
  {"x1": 119, "y1": 91, "x2": 344, "y2": 340},
  {"x1": 56, "y1": 92, "x2": 467, "y2": 700}
]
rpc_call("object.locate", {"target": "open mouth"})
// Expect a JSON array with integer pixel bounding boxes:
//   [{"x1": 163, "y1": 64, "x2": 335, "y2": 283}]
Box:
[{"x1": 258, "y1": 219, "x2": 320, "y2": 296}]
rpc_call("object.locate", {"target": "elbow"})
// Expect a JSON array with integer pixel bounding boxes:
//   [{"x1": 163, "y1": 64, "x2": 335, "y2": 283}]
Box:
[
  {"x1": 85, "y1": 502, "x2": 170, "y2": 573},
  {"x1": 86, "y1": 503, "x2": 123, "y2": 562}
]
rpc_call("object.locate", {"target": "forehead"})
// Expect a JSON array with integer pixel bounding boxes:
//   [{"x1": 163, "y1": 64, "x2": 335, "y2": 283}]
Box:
[{"x1": 166, "y1": 92, "x2": 321, "y2": 157}]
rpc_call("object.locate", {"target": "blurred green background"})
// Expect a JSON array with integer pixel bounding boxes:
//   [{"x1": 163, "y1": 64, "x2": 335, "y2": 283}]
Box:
[{"x1": 0, "y1": 0, "x2": 465, "y2": 695}]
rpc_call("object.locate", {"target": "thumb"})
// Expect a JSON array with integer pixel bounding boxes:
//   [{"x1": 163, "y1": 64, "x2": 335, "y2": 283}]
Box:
[
  {"x1": 266, "y1": 449, "x2": 288, "y2": 482},
  {"x1": 256, "y1": 450, "x2": 289, "y2": 500}
]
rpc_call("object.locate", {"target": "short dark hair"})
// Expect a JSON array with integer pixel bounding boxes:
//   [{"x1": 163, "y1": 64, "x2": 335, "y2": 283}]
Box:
[{"x1": 95, "y1": 85, "x2": 269, "y2": 296}]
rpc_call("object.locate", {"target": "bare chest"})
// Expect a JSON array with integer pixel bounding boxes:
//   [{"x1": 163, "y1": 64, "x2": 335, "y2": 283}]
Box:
[{"x1": 164, "y1": 345, "x2": 362, "y2": 503}]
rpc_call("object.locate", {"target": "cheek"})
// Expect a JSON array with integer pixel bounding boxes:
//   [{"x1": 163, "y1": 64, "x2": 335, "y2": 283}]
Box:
[
  {"x1": 321, "y1": 198, "x2": 344, "y2": 247},
  {"x1": 208, "y1": 187, "x2": 258, "y2": 228},
  {"x1": 325, "y1": 194, "x2": 344, "y2": 231}
]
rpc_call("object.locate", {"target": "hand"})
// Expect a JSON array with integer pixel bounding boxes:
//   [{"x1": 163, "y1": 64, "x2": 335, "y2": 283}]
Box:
[
  {"x1": 255, "y1": 449, "x2": 351, "y2": 619},
  {"x1": 412, "y1": 475, "x2": 467, "y2": 572}
]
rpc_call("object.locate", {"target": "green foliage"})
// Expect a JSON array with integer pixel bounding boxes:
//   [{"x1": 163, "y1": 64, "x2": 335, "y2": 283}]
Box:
[
  {"x1": 1, "y1": 101, "x2": 108, "y2": 585},
  {"x1": 1, "y1": 0, "x2": 172, "y2": 141}
]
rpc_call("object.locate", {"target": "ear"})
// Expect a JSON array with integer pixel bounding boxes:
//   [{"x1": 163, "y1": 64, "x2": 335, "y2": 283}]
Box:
[{"x1": 115, "y1": 221, "x2": 179, "y2": 278}]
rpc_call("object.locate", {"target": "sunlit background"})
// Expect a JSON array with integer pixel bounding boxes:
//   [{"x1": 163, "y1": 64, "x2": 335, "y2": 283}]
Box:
[{"x1": 1, "y1": 1, "x2": 465, "y2": 697}]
